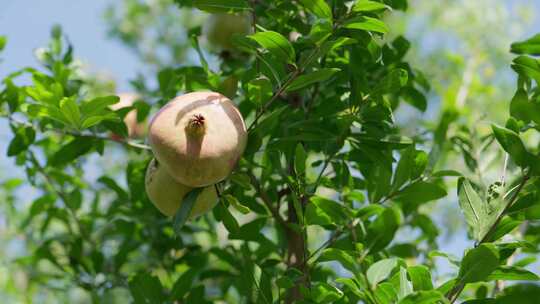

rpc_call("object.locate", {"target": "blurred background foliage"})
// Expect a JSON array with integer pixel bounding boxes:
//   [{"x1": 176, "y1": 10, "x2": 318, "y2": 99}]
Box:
[{"x1": 0, "y1": 0, "x2": 539, "y2": 303}]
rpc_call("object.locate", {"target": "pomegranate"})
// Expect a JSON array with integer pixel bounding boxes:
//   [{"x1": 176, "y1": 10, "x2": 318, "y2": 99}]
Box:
[
  {"x1": 145, "y1": 158, "x2": 218, "y2": 218},
  {"x1": 110, "y1": 93, "x2": 146, "y2": 139},
  {"x1": 203, "y1": 13, "x2": 251, "y2": 50},
  {"x1": 148, "y1": 91, "x2": 247, "y2": 187}
]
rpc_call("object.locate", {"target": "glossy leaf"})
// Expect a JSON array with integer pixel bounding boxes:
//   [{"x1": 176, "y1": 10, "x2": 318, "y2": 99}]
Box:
[
  {"x1": 367, "y1": 258, "x2": 398, "y2": 288},
  {"x1": 458, "y1": 244, "x2": 500, "y2": 284},
  {"x1": 398, "y1": 290, "x2": 449, "y2": 304},
  {"x1": 492, "y1": 124, "x2": 532, "y2": 168},
  {"x1": 352, "y1": 0, "x2": 389, "y2": 12},
  {"x1": 173, "y1": 188, "x2": 203, "y2": 235},
  {"x1": 511, "y1": 33, "x2": 540, "y2": 56},
  {"x1": 7, "y1": 126, "x2": 35, "y2": 156},
  {"x1": 407, "y1": 265, "x2": 433, "y2": 291},
  {"x1": 129, "y1": 272, "x2": 166, "y2": 304},
  {"x1": 485, "y1": 266, "x2": 539, "y2": 281},
  {"x1": 299, "y1": 0, "x2": 332, "y2": 20},
  {"x1": 286, "y1": 68, "x2": 340, "y2": 92},
  {"x1": 344, "y1": 16, "x2": 389, "y2": 34},
  {"x1": 249, "y1": 31, "x2": 296, "y2": 63}
]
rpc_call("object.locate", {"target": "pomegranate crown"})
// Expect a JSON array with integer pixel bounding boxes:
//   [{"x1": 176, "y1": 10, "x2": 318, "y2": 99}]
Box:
[
  {"x1": 190, "y1": 114, "x2": 205, "y2": 127},
  {"x1": 185, "y1": 113, "x2": 206, "y2": 136}
]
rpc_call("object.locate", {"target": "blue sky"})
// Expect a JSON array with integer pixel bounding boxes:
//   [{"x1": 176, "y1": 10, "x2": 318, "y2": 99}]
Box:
[{"x1": 0, "y1": 0, "x2": 140, "y2": 91}]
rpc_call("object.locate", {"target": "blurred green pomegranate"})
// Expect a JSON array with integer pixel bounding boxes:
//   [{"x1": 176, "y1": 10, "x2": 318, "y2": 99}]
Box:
[{"x1": 203, "y1": 13, "x2": 251, "y2": 50}]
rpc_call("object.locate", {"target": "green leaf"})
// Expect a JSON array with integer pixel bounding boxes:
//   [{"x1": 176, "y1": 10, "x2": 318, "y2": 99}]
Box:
[
  {"x1": 392, "y1": 147, "x2": 428, "y2": 191},
  {"x1": 318, "y1": 248, "x2": 357, "y2": 274},
  {"x1": 294, "y1": 143, "x2": 307, "y2": 178},
  {"x1": 402, "y1": 86, "x2": 428, "y2": 112},
  {"x1": 185, "y1": 285, "x2": 207, "y2": 303},
  {"x1": 344, "y1": 16, "x2": 389, "y2": 34},
  {"x1": 352, "y1": 0, "x2": 389, "y2": 12},
  {"x1": 394, "y1": 181, "x2": 447, "y2": 204},
  {"x1": 192, "y1": 0, "x2": 249, "y2": 13},
  {"x1": 486, "y1": 217, "x2": 520, "y2": 242},
  {"x1": 214, "y1": 201, "x2": 240, "y2": 233},
  {"x1": 511, "y1": 33, "x2": 540, "y2": 56},
  {"x1": 310, "y1": 282, "x2": 343, "y2": 303},
  {"x1": 81, "y1": 113, "x2": 119, "y2": 129},
  {"x1": 49, "y1": 137, "x2": 97, "y2": 166},
  {"x1": 398, "y1": 290, "x2": 449, "y2": 304},
  {"x1": 173, "y1": 188, "x2": 203, "y2": 235},
  {"x1": 249, "y1": 31, "x2": 296, "y2": 63},
  {"x1": 407, "y1": 265, "x2": 433, "y2": 291},
  {"x1": 366, "y1": 207, "x2": 401, "y2": 253},
  {"x1": 286, "y1": 68, "x2": 340, "y2": 92},
  {"x1": 247, "y1": 77, "x2": 273, "y2": 105},
  {"x1": 509, "y1": 89, "x2": 540, "y2": 124},
  {"x1": 27, "y1": 103, "x2": 70, "y2": 126},
  {"x1": 80, "y1": 95, "x2": 120, "y2": 116},
  {"x1": 459, "y1": 244, "x2": 500, "y2": 284},
  {"x1": 257, "y1": 268, "x2": 273, "y2": 304},
  {"x1": 496, "y1": 284, "x2": 540, "y2": 304},
  {"x1": 511, "y1": 56, "x2": 540, "y2": 84},
  {"x1": 7, "y1": 126, "x2": 35, "y2": 156},
  {"x1": 367, "y1": 258, "x2": 398, "y2": 288},
  {"x1": 374, "y1": 282, "x2": 398, "y2": 303},
  {"x1": 59, "y1": 97, "x2": 81, "y2": 129},
  {"x1": 371, "y1": 68, "x2": 409, "y2": 96},
  {"x1": 223, "y1": 194, "x2": 250, "y2": 214},
  {"x1": 128, "y1": 272, "x2": 166, "y2": 304},
  {"x1": 491, "y1": 124, "x2": 532, "y2": 168},
  {"x1": 171, "y1": 271, "x2": 197, "y2": 300},
  {"x1": 485, "y1": 266, "x2": 539, "y2": 281},
  {"x1": 336, "y1": 278, "x2": 364, "y2": 298},
  {"x1": 305, "y1": 196, "x2": 350, "y2": 227},
  {"x1": 98, "y1": 176, "x2": 128, "y2": 201},
  {"x1": 457, "y1": 178, "x2": 488, "y2": 241},
  {"x1": 0, "y1": 36, "x2": 6, "y2": 51},
  {"x1": 299, "y1": 0, "x2": 332, "y2": 20},
  {"x1": 399, "y1": 266, "x2": 413, "y2": 300}
]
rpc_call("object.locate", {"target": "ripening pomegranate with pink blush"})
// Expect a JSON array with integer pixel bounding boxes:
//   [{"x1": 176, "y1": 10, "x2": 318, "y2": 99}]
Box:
[
  {"x1": 148, "y1": 91, "x2": 247, "y2": 187},
  {"x1": 110, "y1": 93, "x2": 146, "y2": 139},
  {"x1": 145, "y1": 158, "x2": 218, "y2": 218}
]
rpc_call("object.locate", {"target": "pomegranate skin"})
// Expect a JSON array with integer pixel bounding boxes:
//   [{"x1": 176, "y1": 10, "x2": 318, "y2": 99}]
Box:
[
  {"x1": 148, "y1": 91, "x2": 247, "y2": 187},
  {"x1": 111, "y1": 93, "x2": 146, "y2": 139},
  {"x1": 145, "y1": 158, "x2": 218, "y2": 218}
]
